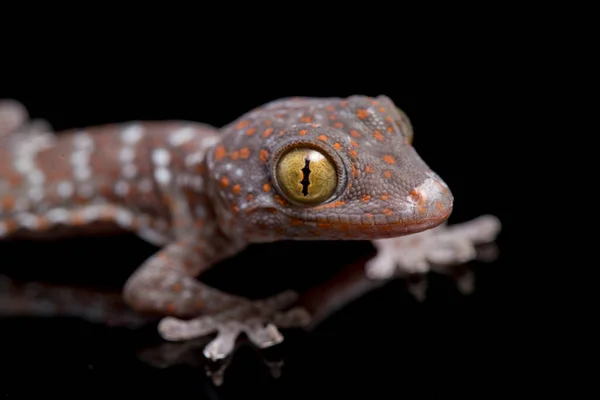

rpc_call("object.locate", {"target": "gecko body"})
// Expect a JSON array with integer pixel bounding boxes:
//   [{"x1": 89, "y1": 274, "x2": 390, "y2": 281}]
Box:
[{"x1": 0, "y1": 95, "x2": 453, "y2": 329}]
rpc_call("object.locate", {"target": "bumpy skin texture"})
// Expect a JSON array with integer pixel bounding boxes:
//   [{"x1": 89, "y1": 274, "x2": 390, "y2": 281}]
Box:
[{"x1": 0, "y1": 95, "x2": 454, "y2": 346}]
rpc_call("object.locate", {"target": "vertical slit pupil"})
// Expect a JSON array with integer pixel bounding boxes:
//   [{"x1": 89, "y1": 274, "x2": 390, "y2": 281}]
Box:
[{"x1": 300, "y1": 157, "x2": 311, "y2": 196}]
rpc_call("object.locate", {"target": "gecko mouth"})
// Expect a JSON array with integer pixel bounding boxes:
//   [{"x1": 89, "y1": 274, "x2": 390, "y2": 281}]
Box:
[{"x1": 304, "y1": 205, "x2": 453, "y2": 239}]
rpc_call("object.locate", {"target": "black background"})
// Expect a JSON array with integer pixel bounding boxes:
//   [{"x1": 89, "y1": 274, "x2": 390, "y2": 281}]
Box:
[{"x1": 0, "y1": 34, "x2": 522, "y2": 399}]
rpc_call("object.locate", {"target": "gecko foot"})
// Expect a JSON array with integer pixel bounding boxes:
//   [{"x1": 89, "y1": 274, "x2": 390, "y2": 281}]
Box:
[
  {"x1": 366, "y1": 215, "x2": 501, "y2": 301},
  {"x1": 366, "y1": 214, "x2": 501, "y2": 279},
  {"x1": 157, "y1": 290, "x2": 311, "y2": 361}
]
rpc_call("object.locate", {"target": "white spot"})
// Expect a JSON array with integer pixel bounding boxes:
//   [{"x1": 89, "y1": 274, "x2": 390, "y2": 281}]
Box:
[
  {"x1": 121, "y1": 124, "x2": 143, "y2": 144},
  {"x1": 235, "y1": 168, "x2": 244, "y2": 177},
  {"x1": 225, "y1": 163, "x2": 233, "y2": 171},
  {"x1": 168, "y1": 126, "x2": 195, "y2": 147},
  {"x1": 114, "y1": 181, "x2": 130, "y2": 196},
  {"x1": 154, "y1": 168, "x2": 172, "y2": 185},
  {"x1": 82, "y1": 206, "x2": 101, "y2": 221},
  {"x1": 28, "y1": 170, "x2": 45, "y2": 185},
  {"x1": 115, "y1": 209, "x2": 134, "y2": 227},
  {"x1": 73, "y1": 133, "x2": 95, "y2": 150},
  {"x1": 47, "y1": 208, "x2": 70, "y2": 223},
  {"x1": 152, "y1": 148, "x2": 171, "y2": 167},
  {"x1": 57, "y1": 181, "x2": 74, "y2": 198},
  {"x1": 119, "y1": 147, "x2": 136, "y2": 163},
  {"x1": 14, "y1": 157, "x2": 34, "y2": 173},
  {"x1": 16, "y1": 213, "x2": 39, "y2": 229},
  {"x1": 122, "y1": 163, "x2": 138, "y2": 179},
  {"x1": 70, "y1": 150, "x2": 89, "y2": 167},
  {"x1": 28, "y1": 186, "x2": 45, "y2": 202},
  {"x1": 138, "y1": 228, "x2": 167, "y2": 246},
  {"x1": 74, "y1": 168, "x2": 92, "y2": 181},
  {"x1": 201, "y1": 136, "x2": 219, "y2": 148},
  {"x1": 138, "y1": 178, "x2": 153, "y2": 193},
  {"x1": 185, "y1": 152, "x2": 204, "y2": 167}
]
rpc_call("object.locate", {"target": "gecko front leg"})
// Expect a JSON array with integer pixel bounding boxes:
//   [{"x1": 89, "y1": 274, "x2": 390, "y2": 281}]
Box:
[{"x1": 123, "y1": 240, "x2": 310, "y2": 360}]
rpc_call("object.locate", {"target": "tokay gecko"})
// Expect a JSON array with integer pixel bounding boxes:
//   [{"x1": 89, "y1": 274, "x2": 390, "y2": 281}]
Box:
[{"x1": 0, "y1": 96, "x2": 501, "y2": 360}]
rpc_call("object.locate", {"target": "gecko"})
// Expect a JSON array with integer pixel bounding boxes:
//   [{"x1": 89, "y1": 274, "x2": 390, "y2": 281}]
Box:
[{"x1": 0, "y1": 95, "x2": 481, "y2": 359}]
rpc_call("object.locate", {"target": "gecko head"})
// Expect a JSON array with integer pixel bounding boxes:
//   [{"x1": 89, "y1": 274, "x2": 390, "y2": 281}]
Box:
[{"x1": 208, "y1": 95, "x2": 453, "y2": 242}]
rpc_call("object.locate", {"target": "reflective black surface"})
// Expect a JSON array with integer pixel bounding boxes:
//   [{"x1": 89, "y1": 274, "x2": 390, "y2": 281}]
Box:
[{"x1": 1, "y1": 55, "x2": 519, "y2": 398}]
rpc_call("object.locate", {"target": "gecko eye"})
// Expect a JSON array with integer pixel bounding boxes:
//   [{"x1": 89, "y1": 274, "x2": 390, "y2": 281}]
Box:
[
  {"x1": 394, "y1": 107, "x2": 414, "y2": 144},
  {"x1": 275, "y1": 147, "x2": 338, "y2": 205}
]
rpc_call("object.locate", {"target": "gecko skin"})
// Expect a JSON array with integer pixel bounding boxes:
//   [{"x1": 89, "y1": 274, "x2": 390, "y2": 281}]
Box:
[{"x1": 0, "y1": 95, "x2": 453, "y2": 321}]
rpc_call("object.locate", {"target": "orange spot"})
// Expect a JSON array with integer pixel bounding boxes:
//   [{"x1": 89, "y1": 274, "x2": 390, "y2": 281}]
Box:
[
  {"x1": 325, "y1": 105, "x2": 335, "y2": 111},
  {"x1": 385, "y1": 116, "x2": 392, "y2": 122},
  {"x1": 220, "y1": 177, "x2": 229, "y2": 187},
  {"x1": 383, "y1": 155, "x2": 396, "y2": 164},
  {"x1": 245, "y1": 128, "x2": 256, "y2": 136},
  {"x1": 232, "y1": 184, "x2": 241, "y2": 194},
  {"x1": 350, "y1": 140, "x2": 359, "y2": 148},
  {"x1": 298, "y1": 129, "x2": 308, "y2": 136},
  {"x1": 384, "y1": 171, "x2": 392, "y2": 179},
  {"x1": 265, "y1": 119, "x2": 272, "y2": 126},
  {"x1": 334, "y1": 142, "x2": 342, "y2": 150},
  {"x1": 300, "y1": 116, "x2": 312, "y2": 123},
  {"x1": 371, "y1": 100, "x2": 379, "y2": 106},
  {"x1": 434, "y1": 180, "x2": 449, "y2": 193},
  {"x1": 350, "y1": 130, "x2": 361, "y2": 138},
  {"x1": 278, "y1": 130, "x2": 287, "y2": 137},
  {"x1": 1, "y1": 196, "x2": 15, "y2": 211},
  {"x1": 314, "y1": 200, "x2": 345, "y2": 210},
  {"x1": 215, "y1": 145, "x2": 226, "y2": 161},
  {"x1": 435, "y1": 201, "x2": 445, "y2": 212},
  {"x1": 70, "y1": 214, "x2": 87, "y2": 226},
  {"x1": 260, "y1": 149, "x2": 269, "y2": 163},
  {"x1": 328, "y1": 114, "x2": 337, "y2": 120},
  {"x1": 379, "y1": 106, "x2": 386, "y2": 113},
  {"x1": 263, "y1": 183, "x2": 270, "y2": 192},
  {"x1": 229, "y1": 151, "x2": 239, "y2": 160},
  {"x1": 236, "y1": 120, "x2": 250, "y2": 129},
  {"x1": 334, "y1": 122, "x2": 344, "y2": 128},
  {"x1": 232, "y1": 205, "x2": 239, "y2": 213},
  {"x1": 246, "y1": 194, "x2": 254, "y2": 201},
  {"x1": 382, "y1": 209, "x2": 393, "y2": 216},
  {"x1": 340, "y1": 100, "x2": 348, "y2": 107},
  {"x1": 263, "y1": 127, "x2": 274, "y2": 137},
  {"x1": 373, "y1": 130, "x2": 384, "y2": 141},
  {"x1": 417, "y1": 205, "x2": 427, "y2": 214},
  {"x1": 365, "y1": 165, "x2": 374, "y2": 173},
  {"x1": 165, "y1": 303, "x2": 176, "y2": 313},
  {"x1": 274, "y1": 194, "x2": 287, "y2": 206},
  {"x1": 171, "y1": 283, "x2": 182, "y2": 292},
  {"x1": 318, "y1": 135, "x2": 328, "y2": 142},
  {"x1": 350, "y1": 164, "x2": 359, "y2": 177},
  {"x1": 349, "y1": 149, "x2": 358, "y2": 158},
  {"x1": 291, "y1": 218, "x2": 303, "y2": 226},
  {"x1": 8, "y1": 174, "x2": 21, "y2": 186},
  {"x1": 380, "y1": 193, "x2": 389, "y2": 200},
  {"x1": 36, "y1": 216, "x2": 51, "y2": 230},
  {"x1": 361, "y1": 195, "x2": 371, "y2": 202},
  {"x1": 356, "y1": 109, "x2": 369, "y2": 119},
  {"x1": 317, "y1": 222, "x2": 332, "y2": 229},
  {"x1": 387, "y1": 126, "x2": 394, "y2": 133},
  {"x1": 239, "y1": 147, "x2": 250, "y2": 159}
]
